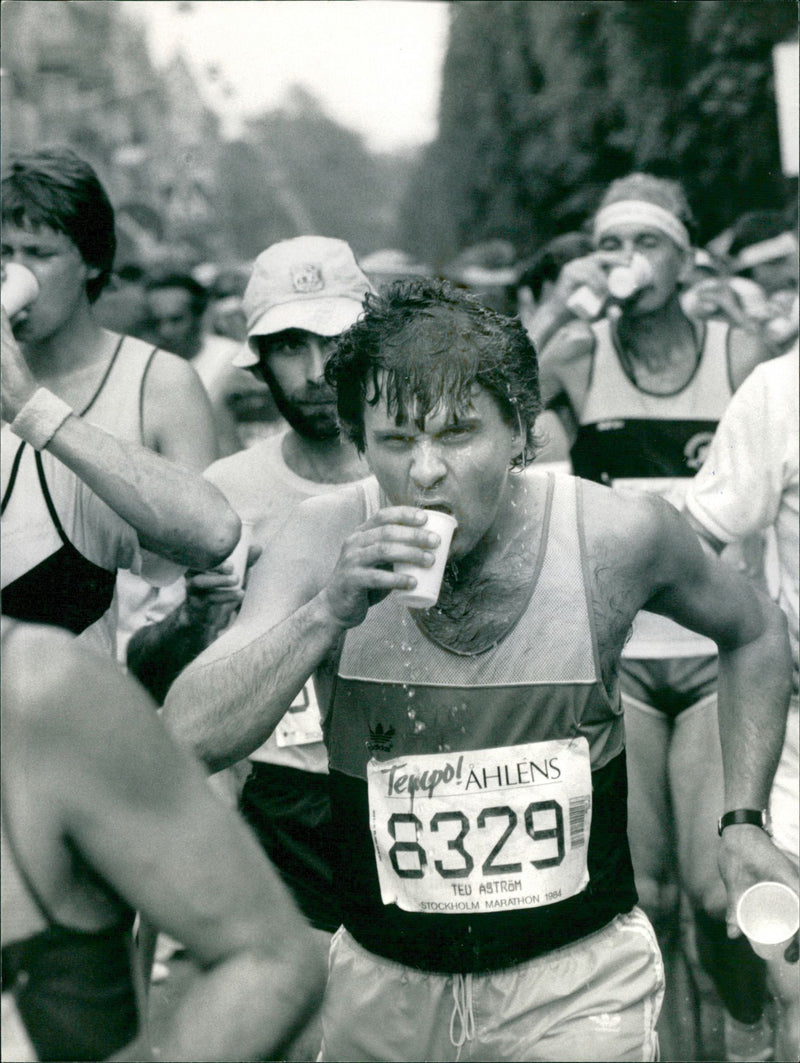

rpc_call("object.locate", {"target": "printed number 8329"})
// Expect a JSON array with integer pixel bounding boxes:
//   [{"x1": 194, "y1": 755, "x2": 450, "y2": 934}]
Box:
[{"x1": 387, "y1": 800, "x2": 565, "y2": 880}]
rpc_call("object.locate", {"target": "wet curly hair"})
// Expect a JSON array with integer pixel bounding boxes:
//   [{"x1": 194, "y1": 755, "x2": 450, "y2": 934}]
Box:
[{"x1": 325, "y1": 278, "x2": 542, "y2": 469}]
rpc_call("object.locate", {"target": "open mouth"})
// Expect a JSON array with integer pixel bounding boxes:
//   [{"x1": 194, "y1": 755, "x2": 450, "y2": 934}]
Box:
[{"x1": 420, "y1": 503, "x2": 454, "y2": 516}]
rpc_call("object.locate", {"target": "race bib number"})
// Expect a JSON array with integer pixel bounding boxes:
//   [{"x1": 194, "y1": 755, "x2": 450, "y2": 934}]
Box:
[
  {"x1": 275, "y1": 682, "x2": 323, "y2": 747},
  {"x1": 367, "y1": 738, "x2": 592, "y2": 914}
]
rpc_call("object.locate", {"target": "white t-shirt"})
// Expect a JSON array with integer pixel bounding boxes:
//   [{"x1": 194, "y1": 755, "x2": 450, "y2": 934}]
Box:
[{"x1": 685, "y1": 347, "x2": 799, "y2": 668}]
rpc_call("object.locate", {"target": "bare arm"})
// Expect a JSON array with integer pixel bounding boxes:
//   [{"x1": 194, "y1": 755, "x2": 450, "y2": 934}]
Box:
[
  {"x1": 3, "y1": 624, "x2": 325, "y2": 1063},
  {"x1": 140, "y1": 350, "x2": 222, "y2": 470},
  {"x1": 2, "y1": 311, "x2": 240, "y2": 569},
  {"x1": 537, "y1": 318, "x2": 595, "y2": 421},
  {"x1": 127, "y1": 564, "x2": 248, "y2": 704},
  {"x1": 163, "y1": 495, "x2": 440, "y2": 771},
  {"x1": 634, "y1": 495, "x2": 796, "y2": 929}
]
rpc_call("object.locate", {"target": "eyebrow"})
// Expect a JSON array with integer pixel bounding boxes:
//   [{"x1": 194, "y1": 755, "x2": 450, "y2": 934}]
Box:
[{"x1": 373, "y1": 413, "x2": 481, "y2": 436}]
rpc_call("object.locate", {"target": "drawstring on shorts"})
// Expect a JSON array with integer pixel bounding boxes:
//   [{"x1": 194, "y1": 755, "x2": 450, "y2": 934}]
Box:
[{"x1": 449, "y1": 972, "x2": 475, "y2": 1060}]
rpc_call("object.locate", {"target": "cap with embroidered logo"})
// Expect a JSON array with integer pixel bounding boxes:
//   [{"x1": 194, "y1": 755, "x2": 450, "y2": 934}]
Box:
[{"x1": 233, "y1": 236, "x2": 374, "y2": 367}]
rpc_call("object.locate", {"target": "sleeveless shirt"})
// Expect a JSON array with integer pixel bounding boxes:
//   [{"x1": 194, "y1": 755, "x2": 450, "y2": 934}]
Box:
[
  {"x1": 571, "y1": 317, "x2": 733, "y2": 657},
  {"x1": 1, "y1": 784, "x2": 137, "y2": 1061},
  {"x1": 327, "y1": 473, "x2": 636, "y2": 972}
]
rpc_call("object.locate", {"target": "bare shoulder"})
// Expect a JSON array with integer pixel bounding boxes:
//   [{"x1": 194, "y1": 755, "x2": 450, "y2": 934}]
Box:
[
  {"x1": 1, "y1": 622, "x2": 156, "y2": 750},
  {"x1": 579, "y1": 478, "x2": 691, "y2": 590},
  {"x1": 272, "y1": 485, "x2": 368, "y2": 568}
]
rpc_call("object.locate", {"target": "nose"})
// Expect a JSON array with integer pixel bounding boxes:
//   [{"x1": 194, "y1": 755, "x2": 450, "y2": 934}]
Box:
[
  {"x1": 304, "y1": 338, "x2": 329, "y2": 383},
  {"x1": 409, "y1": 440, "x2": 447, "y2": 491}
]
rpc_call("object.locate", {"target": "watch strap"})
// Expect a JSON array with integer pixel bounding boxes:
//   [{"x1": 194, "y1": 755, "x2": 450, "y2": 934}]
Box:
[{"x1": 717, "y1": 808, "x2": 769, "y2": 836}]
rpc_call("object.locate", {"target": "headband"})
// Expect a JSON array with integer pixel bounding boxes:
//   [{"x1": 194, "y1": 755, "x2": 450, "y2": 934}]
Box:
[
  {"x1": 593, "y1": 200, "x2": 691, "y2": 251},
  {"x1": 733, "y1": 231, "x2": 798, "y2": 272}
]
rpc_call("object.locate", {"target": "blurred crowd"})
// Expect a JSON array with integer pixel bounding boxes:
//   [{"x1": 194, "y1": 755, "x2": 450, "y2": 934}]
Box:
[{"x1": 1, "y1": 146, "x2": 797, "y2": 1063}]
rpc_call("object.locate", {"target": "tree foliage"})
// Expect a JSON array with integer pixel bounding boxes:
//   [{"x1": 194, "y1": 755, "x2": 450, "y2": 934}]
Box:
[
  {"x1": 400, "y1": 0, "x2": 797, "y2": 265},
  {"x1": 216, "y1": 87, "x2": 414, "y2": 261}
]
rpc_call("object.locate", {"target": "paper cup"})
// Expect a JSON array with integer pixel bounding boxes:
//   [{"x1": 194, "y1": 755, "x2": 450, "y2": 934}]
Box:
[
  {"x1": 736, "y1": 881, "x2": 799, "y2": 960},
  {"x1": 567, "y1": 285, "x2": 606, "y2": 320},
  {"x1": 1, "y1": 263, "x2": 39, "y2": 317},
  {"x1": 607, "y1": 254, "x2": 653, "y2": 301},
  {"x1": 224, "y1": 520, "x2": 255, "y2": 589},
  {"x1": 395, "y1": 510, "x2": 458, "y2": 610}
]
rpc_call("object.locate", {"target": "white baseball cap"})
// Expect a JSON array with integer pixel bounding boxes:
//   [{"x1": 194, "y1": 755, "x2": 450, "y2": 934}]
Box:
[{"x1": 233, "y1": 236, "x2": 374, "y2": 367}]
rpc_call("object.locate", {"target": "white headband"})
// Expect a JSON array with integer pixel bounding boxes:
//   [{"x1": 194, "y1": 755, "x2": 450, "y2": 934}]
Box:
[
  {"x1": 734, "y1": 231, "x2": 798, "y2": 272},
  {"x1": 593, "y1": 200, "x2": 691, "y2": 251}
]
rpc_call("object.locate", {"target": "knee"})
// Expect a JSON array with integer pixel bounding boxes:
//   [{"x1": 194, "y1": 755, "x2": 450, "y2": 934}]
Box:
[{"x1": 635, "y1": 878, "x2": 681, "y2": 943}]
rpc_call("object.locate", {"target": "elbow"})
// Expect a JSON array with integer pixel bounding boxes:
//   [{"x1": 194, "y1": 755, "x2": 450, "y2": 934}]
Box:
[{"x1": 191, "y1": 497, "x2": 241, "y2": 570}]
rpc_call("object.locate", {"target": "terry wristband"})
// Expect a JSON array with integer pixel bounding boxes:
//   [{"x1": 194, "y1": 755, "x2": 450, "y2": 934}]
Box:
[
  {"x1": 10, "y1": 387, "x2": 73, "y2": 450},
  {"x1": 717, "y1": 808, "x2": 771, "y2": 837}
]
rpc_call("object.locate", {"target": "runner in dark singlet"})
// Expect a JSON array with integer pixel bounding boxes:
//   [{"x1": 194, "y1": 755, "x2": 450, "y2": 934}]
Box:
[{"x1": 1, "y1": 620, "x2": 325, "y2": 1061}]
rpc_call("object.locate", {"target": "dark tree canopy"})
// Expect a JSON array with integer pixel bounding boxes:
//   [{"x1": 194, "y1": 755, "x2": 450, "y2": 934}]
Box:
[{"x1": 400, "y1": 0, "x2": 797, "y2": 265}]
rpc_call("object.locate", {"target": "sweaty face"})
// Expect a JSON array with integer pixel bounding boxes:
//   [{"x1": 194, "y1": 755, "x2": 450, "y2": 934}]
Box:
[
  {"x1": 597, "y1": 222, "x2": 687, "y2": 315},
  {"x1": 363, "y1": 382, "x2": 521, "y2": 560},
  {"x1": 257, "y1": 329, "x2": 340, "y2": 440},
  {"x1": 1, "y1": 222, "x2": 97, "y2": 344},
  {"x1": 146, "y1": 287, "x2": 202, "y2": 359}
]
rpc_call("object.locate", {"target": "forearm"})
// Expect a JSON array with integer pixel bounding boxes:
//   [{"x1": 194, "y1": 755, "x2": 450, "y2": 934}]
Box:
[
  {"x1": 46, "y1": 413, "x2": 239, "y2": 568},
  {"x1": 127, "y1": 601, "x2": 217, "y2": 705},
  {"x1": 526, "y1": 297, "x2": 575, "y2": 352},
  {"x1": 154, "y1": 946, "x2": 324, "y2": 1063},
  {"x1": 162, "y1": 592, "x2": 345, "y2": 771},
  {"x1": 717, "y1": 601, "x2": 792, "y2": 809}
]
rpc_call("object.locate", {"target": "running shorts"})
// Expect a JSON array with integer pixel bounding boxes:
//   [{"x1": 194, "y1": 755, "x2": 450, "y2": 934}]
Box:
[
  {"x1": 320, "y1": 908, "x2": 663, "y2": 1061},
  {"x1": 239, "y1": 762, "x2": 341, "y2": 933},
  {"x1": 621, "y1": 656, "x2": 717, "y2": 718}
]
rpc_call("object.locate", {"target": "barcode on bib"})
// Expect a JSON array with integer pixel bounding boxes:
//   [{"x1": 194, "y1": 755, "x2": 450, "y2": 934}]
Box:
[{"x1": 569, "y1": 795, "x2": 591, "y2": 847}]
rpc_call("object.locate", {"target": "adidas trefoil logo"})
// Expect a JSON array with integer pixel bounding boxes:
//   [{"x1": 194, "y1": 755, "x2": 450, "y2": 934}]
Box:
[
  {"x1": 368, "y1": 722, "x2": 396, "y2": 753},
  {"x1": 589, "y1": 1013, "x2": 621, "y2": 1031}
]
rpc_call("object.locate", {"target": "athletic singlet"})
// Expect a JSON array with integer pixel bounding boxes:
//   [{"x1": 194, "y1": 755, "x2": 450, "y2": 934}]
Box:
[
  {"x1": 327, "y1": 473, "x2": 637, "y2": 973},
  {"x1": 1, "y1": 792, "x2": 137, "y2": 1061},
  {"x1": 571, "y1": 317, "x2": 733, "y2": 658},
  {"x1": 0, "y1": 338, "x2": 141, "y2": 637},
  {"x1": 1, "y1": 444, "x2": 116, "y2": 634}
]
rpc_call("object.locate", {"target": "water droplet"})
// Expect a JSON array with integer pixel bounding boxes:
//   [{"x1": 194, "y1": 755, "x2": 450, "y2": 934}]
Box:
[
  {"x1": 408, "y1": 707, "x2": 416, "y2": 720},
  {"x1": 413, "y1": 720, "x2": 426, "y2": 733}
]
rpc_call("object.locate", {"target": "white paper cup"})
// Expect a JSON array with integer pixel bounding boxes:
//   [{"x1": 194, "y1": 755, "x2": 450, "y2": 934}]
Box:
[
  {"x1": 224, "y1": 520, "x2": 255, "y2": 589},
  {"x1": 566, "y1": 284, "x2": 606, "y2": 320},
  {"x1": 395, "y1": 510, "x2": 458, "y2": 610},
  {"x1": 607, "y1": 254, "x2": 653, "y2": 301},
  {"x1": 1, "y1": 263, "x2": 39, "y2": 317},
  {"x1": 736, "y1": 881, "x2": 799, "y2": 960}
]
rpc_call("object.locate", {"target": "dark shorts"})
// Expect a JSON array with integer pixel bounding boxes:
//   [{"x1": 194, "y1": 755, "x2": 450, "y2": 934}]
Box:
[
  {"x1": 240, "y1": 762, "x2": 341, "y2": 933},
  {"x1": 620, "y1": 656, "x2": 718, "y2": 718}
]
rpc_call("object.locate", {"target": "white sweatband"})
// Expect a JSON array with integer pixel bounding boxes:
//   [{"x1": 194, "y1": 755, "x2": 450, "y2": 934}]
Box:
[
  {"x1": 594, "y1": 200, "x2": 691, "y2": 251},
  {"x1": 733, "y1": 232, "x2": 798, "y2": 272},
  {"x1": 10, "y1": 387, "x2": 73, "y2": 450}
]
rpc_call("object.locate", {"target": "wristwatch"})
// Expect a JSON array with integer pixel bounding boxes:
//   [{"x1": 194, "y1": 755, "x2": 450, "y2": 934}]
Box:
[{"x1": 717, "y1": 808, "x2": 772, "y2": 837}]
